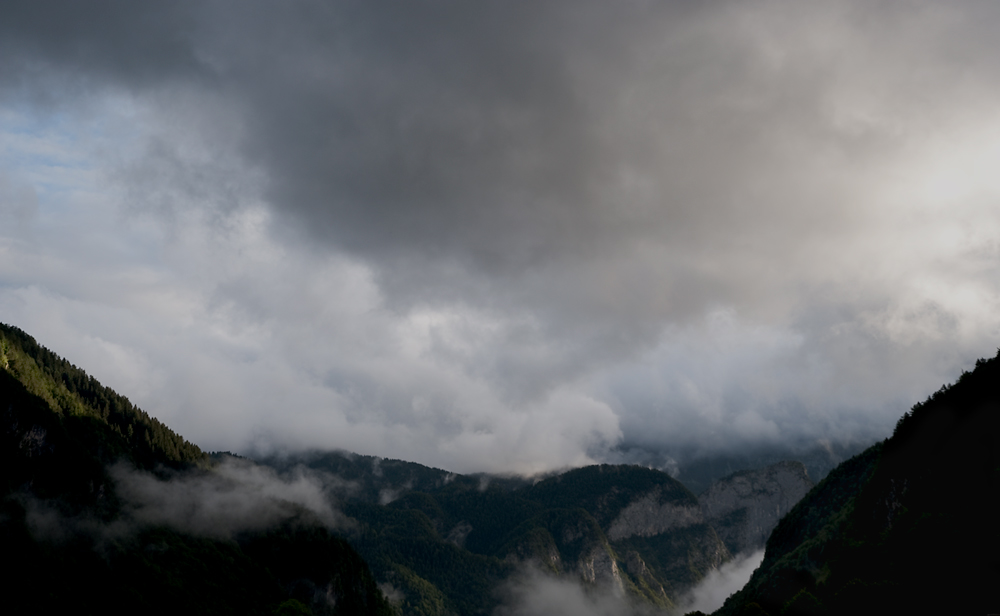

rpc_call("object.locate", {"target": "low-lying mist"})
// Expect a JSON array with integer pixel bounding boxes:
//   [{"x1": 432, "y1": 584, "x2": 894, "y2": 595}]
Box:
[
  {"x1": 493, "y1": 549, "x2": 764, "y2": 616},
  {"x1": 674, "y1": 550, "x2": 764, "y2": 614},
  {"x1": 494, "y1": 566, "x2": 645, "y2": 616},
  {"x1": 111, "y1": 456, "x2": 352, "y2": 538},
  {"x1": 22, "y1": 456, "x2": 354, "y2": 546}
]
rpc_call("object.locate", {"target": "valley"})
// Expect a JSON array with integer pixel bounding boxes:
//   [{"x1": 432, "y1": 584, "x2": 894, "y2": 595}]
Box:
[{"x1": 4, "y1": 321, "x2": 999, "y2": 615}]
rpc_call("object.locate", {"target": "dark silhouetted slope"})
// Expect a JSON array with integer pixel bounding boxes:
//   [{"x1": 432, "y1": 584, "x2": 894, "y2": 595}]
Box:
[{"x1": 717, "y1": 351, "x2": 1000, "y2": 616}]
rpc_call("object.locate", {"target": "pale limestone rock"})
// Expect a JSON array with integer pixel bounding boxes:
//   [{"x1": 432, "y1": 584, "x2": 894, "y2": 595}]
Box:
[
  {"x1": 607, "y1": 486, "x2": 704, "y2": 541},
  {"x1": 624, "y1": 550, "x2": 669, "y2": 603},
  {"x1": 577, "y1": 544, "x2": 624, "y2": 595}
]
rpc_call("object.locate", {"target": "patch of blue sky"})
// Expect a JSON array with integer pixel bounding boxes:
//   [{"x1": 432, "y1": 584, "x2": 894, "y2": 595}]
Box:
[
  {"x1": 0, "y1": 90, "x2": 146, "y2": 185},
  {"x1": 0, "y1": 99, "x2": 167, "y2": 273},
  {"x1": 0, "y1": 108, "x2": 99, "y2": 196}
]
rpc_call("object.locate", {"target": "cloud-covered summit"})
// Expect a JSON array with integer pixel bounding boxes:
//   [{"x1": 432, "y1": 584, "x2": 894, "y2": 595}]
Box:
[{"x1": 2, "y1": 1, "x2": 1000, "y2": 473}]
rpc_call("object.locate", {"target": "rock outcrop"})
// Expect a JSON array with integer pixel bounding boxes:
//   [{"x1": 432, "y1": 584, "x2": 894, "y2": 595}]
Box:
[
  {"x1": 607, "y1": 485, "x2": 704, "y2": 541},
  {"x1": 623, "y1": 550, "x2": 669, "y2": 604},
  {"x1": 698, "y1": 460, "x2": 813, "y2": 555},
  {"x1": 577, "y1": 544, "x2": 624, "y2": 595}
]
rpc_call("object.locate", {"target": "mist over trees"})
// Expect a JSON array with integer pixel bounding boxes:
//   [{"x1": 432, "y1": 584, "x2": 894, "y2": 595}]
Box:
[{"x1": 0, "y1": 324, "x2": 393, "y2": 615}]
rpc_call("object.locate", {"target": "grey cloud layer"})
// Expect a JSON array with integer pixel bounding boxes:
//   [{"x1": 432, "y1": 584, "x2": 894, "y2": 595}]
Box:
[{"x1": 3, "y1": 1, "x2": 1000, "y2": 470}]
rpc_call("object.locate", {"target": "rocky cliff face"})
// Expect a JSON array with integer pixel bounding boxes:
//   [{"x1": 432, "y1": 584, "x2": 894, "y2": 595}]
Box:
[
  {"x1": 493, "y1": 466, "x2": 731, "y2": 607},
  {"x1": 606, "y1": 485, "x2": 704, "y2": 541},
  {"x1": 597, "y1": 482, "x2": 728, "y2": 603},
  {"x1": 698, "y1": 460, "x2": 813, "y2": 555},
  {"x1": 576, "y1": 544, "x2": 624, "y2": 594},
  {"x1": 498, "y1": 510, "x2": 625, "y2": 595}
]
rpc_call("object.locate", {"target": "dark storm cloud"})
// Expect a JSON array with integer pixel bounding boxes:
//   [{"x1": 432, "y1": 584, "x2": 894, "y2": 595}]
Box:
[
  {"x1": 0, "y1": 1, "x2": 204, "y2": 93},
  {"x1": 3, "y1": 1, "x2": 766, "y2": 401},
  {"x1": 221, "y1": 0, "x2": 807, "y2": 306},
  {"x1": 232, "y1": 2, "x2": 660, "y2": 266},
  {"x1": 3, "y1": 1, "x2": 840, "y2": 302},
  {"x1": 5, "y1": 1, "x2": 989, "y2": 299}
]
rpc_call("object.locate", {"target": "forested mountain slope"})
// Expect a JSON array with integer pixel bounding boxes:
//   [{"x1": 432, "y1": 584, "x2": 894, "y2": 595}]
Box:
[
  {"x1": 0, "y1": 323, "x2": 205, "y2": 470},
  {"x1": 716, "y1": 351, "x2": 1000, "y2": 616},
  {"x1": 0, "y1": 324, "x2": 393, "y2": 616}
]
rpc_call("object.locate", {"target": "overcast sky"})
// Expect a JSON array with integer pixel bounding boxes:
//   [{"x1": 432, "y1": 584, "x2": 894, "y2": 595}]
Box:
[{"x1": 3, "y1": 0, "x2": 1000, "y2": 474}]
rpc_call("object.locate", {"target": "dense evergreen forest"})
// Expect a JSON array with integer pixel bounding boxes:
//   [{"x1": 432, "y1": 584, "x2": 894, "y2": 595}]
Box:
[{"x1": 0, "y1": 323, "x2": 204, "y2": 468}]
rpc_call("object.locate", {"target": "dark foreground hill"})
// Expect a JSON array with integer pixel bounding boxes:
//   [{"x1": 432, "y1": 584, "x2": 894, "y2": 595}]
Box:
[
  {"x1": 715, "y1": 351, "x2": 1000, "y2": 616},
  {"x1": 0, "y1": 324, "x2": 393, "y2": 616}
]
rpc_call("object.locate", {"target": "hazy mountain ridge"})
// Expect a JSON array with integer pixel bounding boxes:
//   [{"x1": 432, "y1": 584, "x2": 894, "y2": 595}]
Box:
[{"x1": 667, "y1": 443, "x2": 866, "y2": 497}]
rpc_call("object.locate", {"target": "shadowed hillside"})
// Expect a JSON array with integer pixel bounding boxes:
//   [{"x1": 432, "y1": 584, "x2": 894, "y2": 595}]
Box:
[{"x1": 716, "y1": 351, "x2": 1000, "y2": 616}]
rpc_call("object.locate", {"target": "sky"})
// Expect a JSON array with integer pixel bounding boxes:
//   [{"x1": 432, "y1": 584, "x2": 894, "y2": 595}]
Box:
[{"x1": 2, "y1": 0, "x2": 1000, "y2": 475}]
